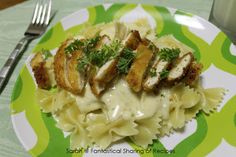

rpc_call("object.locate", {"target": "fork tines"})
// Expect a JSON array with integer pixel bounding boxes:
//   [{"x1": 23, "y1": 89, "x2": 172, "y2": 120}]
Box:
[{"x1": 32, "y1": 0, "x2": 52, "y2": 25}]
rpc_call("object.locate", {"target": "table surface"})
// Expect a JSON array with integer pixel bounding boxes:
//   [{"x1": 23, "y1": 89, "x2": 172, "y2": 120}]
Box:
[
  {"x1": 0, "y1": 0, "x2": 213, "y2": 156},
  {"x1": 0, "y1": 0, "x2": 26, "y2": 10}
]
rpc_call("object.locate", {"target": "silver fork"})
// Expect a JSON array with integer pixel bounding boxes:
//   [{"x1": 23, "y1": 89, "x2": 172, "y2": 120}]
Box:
[{"x1": 0, "y1": 0, "x2": 52, "y2": 93}]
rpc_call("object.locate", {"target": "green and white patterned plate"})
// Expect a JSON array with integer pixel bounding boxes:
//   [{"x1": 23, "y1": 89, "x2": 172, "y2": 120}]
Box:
[{"x1": 10, "y1": 3, "x2": 236, "y2": 157}]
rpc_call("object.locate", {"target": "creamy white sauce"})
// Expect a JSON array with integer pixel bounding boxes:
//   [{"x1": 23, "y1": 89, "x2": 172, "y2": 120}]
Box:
[
  {"x1": 73, "y1": 78, "x2": 172, "y2": 121},
  {"x1": 73, "y1": 84, "x2": 103, "y2": 113}
]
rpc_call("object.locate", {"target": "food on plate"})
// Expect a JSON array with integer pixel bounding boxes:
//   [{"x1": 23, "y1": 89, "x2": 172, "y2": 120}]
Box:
[{"x1": 31, "y1": 19, "x2": 225, "y2": 149}]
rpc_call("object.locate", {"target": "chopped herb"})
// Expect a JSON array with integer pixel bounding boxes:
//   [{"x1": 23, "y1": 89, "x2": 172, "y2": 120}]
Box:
[
  {"x1": 159, "y1": 48, "x2": 180, "y2": 62},
  {"x1": 77, "y1": 56, "x2": 90, "y2": 73},
  {"x1": 155, "y1": 33, "x2": 159, "y2": 38},
  {"x1": 117, "y1": 48, "x2": 136, "y2": 74},
  {"x1": 42, "y1": 49, "x2": 52, "y2": 60},
  {"x1": 83, "y1": 35, "x2": 101, "y2": 54},
  {"x1": 161, "y1": 94, "x2": 165, "y2": 97},
  {"x1": 89, "y1": 40, "x2": 122, "y2": 67},
  {"x1": 149, "y1": 67, "x2": 157, "y2": 77},
  {"x1": 65, "y1": 39, "x2": 84, "y2": 55},
  {"x1": 65, "y1": 35, "x2": 101, "y2": 55},
  {"x1": 148, "y1": 42, "x2": 157, "y2": 52},
  {"x1": 160, "y1": 69, "x2": 169, "y2": 79},
  {"x1": 76, "y1": 38, "x2": 123, "y2": 71}
]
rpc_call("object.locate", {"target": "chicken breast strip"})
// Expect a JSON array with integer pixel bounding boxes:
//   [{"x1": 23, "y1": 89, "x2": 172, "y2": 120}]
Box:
[
  {"x1": 126, "y1": 43, "x2": 154, "y2": 92},
  {"x1": 167, "y1": 52, "x2": 193, "y2": 82},
  {"x1": 54, "y1": 39, "x2": 73, "y2": 91}
]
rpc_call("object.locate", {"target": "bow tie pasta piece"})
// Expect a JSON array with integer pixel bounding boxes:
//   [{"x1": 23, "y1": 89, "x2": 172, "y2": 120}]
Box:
[
  {"x1": 130, "y1": 112, "x2": 161, "y2": 148},
  {"x1": 86, "y1": 112, "x2": 138, "y2": 148},
  {"x1": 36, "y1": 88, "x2": 75, "y2": 113}
]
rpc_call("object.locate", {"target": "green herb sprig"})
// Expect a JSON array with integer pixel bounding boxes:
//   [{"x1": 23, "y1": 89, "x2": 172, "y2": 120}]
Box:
[
  {"x1": 160, "y1": 69, "x2": 169, "y2": 79},
  {"x1": 77, "y1": 56, "x2": 90, "y2": 73},
  {"x1": 149, "y1": 67, "x2": 157, "y2": 77},
  {"x1": 42, "y1": 49, "x2": 52, "y2": 60},
  {"x1": 77, "y1": 39, "x2": 123, "y2": 72},
  {"x1": 89, "y1": 40, "x2": 122, "y2": 67},
  {"x1": 65, "y1": 35, "x2": 101, "y2": 55},
  {"x1": 117, "y1": 48, "x2": 136, "y2": 74},
  {"x1": 159, "y1": 48, "x2": 180, "y2": 62},
  {"x1": 65, "y1": 39, "x2": 84, "y2": 55}
]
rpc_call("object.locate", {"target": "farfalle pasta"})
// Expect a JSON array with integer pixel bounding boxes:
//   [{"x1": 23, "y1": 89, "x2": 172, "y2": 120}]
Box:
[{"x1": 32, "y1": 19, "x2": 225, "y2": 149}]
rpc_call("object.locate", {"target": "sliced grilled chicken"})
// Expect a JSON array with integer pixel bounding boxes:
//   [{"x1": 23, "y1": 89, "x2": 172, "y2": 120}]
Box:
[
  {"x1": 67, "y1": 50, "x2": 86, "y2": 95},
  {"x1": 167, "y1": 52, "x2": 193, "y2": 82},
  {"x1": 54, "y1": 39, "x2": 73, "y2": 91},
  {"x1": 184, "y1": 62, "x2": 203, "y2": 85},
  {"x1": 95, "y1": 35, "x2": 111, "y2": 49},
  {"x1": 143, "y1": 58, "x2": 169, "y2": 91},
  {"x1": 93, "y1": 31, "x2": 142, "y2": 90},
  {"x1": 89, "y1": 67, "x2": 106, "y2": 96},
  {"x1": 94, "y1": 59, "x2": 118, "y2": 83},
  {"x1": 31, "y1": 52, "x2": 51, "y2": 89},
  {"x1": 124, "y1": 30, "x2": 142, "y2": 50},
  {"x1": 31, "y1": 52, "x2": 44, "y2": 67},
  {"x1": 90, "y1": 35, "x2": 111, "y2": 96},
  {"x1": 126, "y1": 43, "x2": 154, "y2": 92}
]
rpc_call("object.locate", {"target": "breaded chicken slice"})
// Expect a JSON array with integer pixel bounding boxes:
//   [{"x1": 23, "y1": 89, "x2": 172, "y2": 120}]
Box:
[
  {"x1": 167, "y1": 52, "x2": 194, "y2": 82},
  {"x1": 184, "y1": 62, "x2": 203, "y2": 85},
  {"x1": 94, "y1": 59, "x2": 118, "y2": 83},
  {"x1": 67, "y1": 50, "x2": 86, "y2": 95},
  {"x1": 89, "y1": 67, "x2": 106, "y2": 96},
  {"x1": 31, "y1": 52, "x2": 51, "y2": 89},
  {"x1": 126, "y1": 43, "x2": 154, "y2": 92},
  {"x1": 30, "y1": 51, "x2": 55, "y2": 89},
  {"x1": 89, "y1": 35, "x2": 111, "y2": 96},
  {"x1": 94, "y1": 31, "x2": 142, "y2": 84},
  {"x1": 143, "y1": 57, "x2": 169, "y2": 91},
  {"x1": 54, "y1": 39, "x2": 72, "y2": 91},
  {"x1": 123, "y1": 30, "x2": 142, "y2": 50}
]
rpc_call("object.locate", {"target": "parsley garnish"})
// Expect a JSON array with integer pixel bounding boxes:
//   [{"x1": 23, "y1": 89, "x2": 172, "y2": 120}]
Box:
[
  {"x1": 76, "y1": 39, "x2": 122, "y2": 72},
  {"x1": 42, "y1": 49, "x2": 52, "y2": 60},
  {"x1": 65, "y1": 39, "x2": 84, "y2": 55},
  {"x1": 160, "y1": 69, "x2": 169, "y2": 79},
  {"x1": 117, "y1": 48, "x2": 136, "y2": 74},
  {"x1": 77, "y1": 56, "x2": 90, "y2": 73},
  {"x1": 148, "y1": 42, "x2": 157, "y2": 52},
  {"x1": 65, "y1": 35, "x2": 101, "y2": 55},
  {"x1": 149, "y1": 67, "x2": 157, "y2": 77},
  {"x1": 83, "y1": 35, "x2": 101, "y2": 54},
  {"x1": 89, "y1": 40, "x2": 122, "y2": 67},
  {"x1": 159, "y1": 48, "x2": 180, "y2": 61}
]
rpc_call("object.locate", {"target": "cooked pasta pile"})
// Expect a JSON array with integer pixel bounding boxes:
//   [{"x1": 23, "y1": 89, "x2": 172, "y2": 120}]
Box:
[{"x1": 32, "y1": 19, "x2": 225, "y2": 149}]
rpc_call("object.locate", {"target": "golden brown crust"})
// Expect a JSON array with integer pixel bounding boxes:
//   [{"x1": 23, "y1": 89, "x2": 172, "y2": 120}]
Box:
[
  {"x1": 184, "y1": 62, "x2": 203, "y2": 85},
  {"x1": 67, "y1": 50, "x2": 85, "y2": 95},
  {"x1": 125, "y1": 30, "x2": 142, "y2": 50},
  {"x1": 32, "y1": 62, "x2": 51, "y2": 89},
  {"x1": 126, "y1": 43, "x2": 154, "y2": 92},
  {"x1": 30, "y1": 52, "x2": 44, "y2": 67},
  {"x1": 167, "y1": 52, "x2": 194, "y2": 82},
  {"x1": 30, "y1": 52, "x2": 51, "y2": 89},
  {"x1": 53, "y1": 39, "x2": 72, "y2": 91}
]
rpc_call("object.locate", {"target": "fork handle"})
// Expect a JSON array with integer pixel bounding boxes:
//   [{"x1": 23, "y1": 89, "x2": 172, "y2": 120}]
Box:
[{"x1": 0, "y1": 37, "x2": 30, "y2": 92}]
